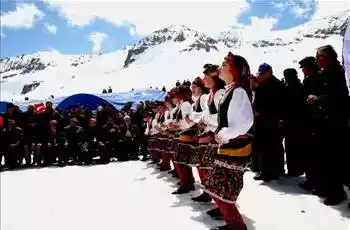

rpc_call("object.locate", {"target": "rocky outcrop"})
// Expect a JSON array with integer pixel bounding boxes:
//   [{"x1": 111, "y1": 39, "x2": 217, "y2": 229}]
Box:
[
  {"x1": 123, "y1": 25, "x2": 219, "y2": 68},
  {"x1": 21, "y1": 82, "x2": 41, "y2": 95}
]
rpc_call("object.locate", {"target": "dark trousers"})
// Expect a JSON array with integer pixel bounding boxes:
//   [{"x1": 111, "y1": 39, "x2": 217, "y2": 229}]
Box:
[
  {"x1": 318, "y1": 127, "x2": 346, "y2": 198},
  {"x1": 251, "y1": 136, "x2": 262, "y2": 172},
  {"x1": 139, "y1": 135, "x2": 148, "y2": 157},
  {"x1": 43, "y1": 144, "x2": 58, "y2": 166},
  {"x1": 284, "y1": 123, "x2": 305, "y2": 175},
  {"x1": 256, "y1": 126, "x2": 285, "y2": 177},
  {"x1": 5, "y1": 145, "x2": 23, "y2": 169}
]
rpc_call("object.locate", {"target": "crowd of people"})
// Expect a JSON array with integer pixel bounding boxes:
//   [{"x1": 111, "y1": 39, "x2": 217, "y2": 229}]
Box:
[
  {"x1": 0, "y1": 44, "x2": 349, "y2": 230},
  {"x1": 146, "y1": 44, "x2": 349, "y2": 230},
  {"x1": 0, "y1": 100, "x2": 157, "y2": 169}
]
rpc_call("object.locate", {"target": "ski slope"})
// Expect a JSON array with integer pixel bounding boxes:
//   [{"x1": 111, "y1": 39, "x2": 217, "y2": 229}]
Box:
[{"x1": 1, "y1": 161, "x2": 349, "y2": 230}]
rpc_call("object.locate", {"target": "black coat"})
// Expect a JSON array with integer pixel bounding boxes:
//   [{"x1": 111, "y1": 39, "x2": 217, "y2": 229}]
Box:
[
  {"x1": 317, "y1": 64, "x2": 349, "y2": 129},
  {"x1": 254, "y1": 76, "x2": 286, "y2": 129}
]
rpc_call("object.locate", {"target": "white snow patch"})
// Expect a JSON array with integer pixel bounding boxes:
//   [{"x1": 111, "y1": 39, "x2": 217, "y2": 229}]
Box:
[{"x1": 1, "y1": 162, "x2": 349, "y2": 230}]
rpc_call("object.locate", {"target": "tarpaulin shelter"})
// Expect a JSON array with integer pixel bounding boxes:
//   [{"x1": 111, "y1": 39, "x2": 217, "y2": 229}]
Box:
[
  {"x1": 0, "y1": 101, "x2": 9, "y2": 114},
  {"x1": 56, "y1": 89, "x2": 166, "y2": 111},
  {"x1": 56, "y1": 93, "x2": 115, "y2": 112}
]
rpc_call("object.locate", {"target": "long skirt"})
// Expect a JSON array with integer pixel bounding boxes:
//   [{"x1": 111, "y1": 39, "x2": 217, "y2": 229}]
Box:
[
  {"x1": 157, "y1": 135, "x2": 171, "y2": 168},
  {"x1": 174, "y1": 141, "x2": 197, "y2": 165},
  {"x1": 202, "y1": 157, "x2": 247, "y2": 204},
  {"x1": 148, "y1": 136, "x2": 161, "y2": 162},
  {"x1": 168, "y1": 136, "x2": 179, "y2": 160}
]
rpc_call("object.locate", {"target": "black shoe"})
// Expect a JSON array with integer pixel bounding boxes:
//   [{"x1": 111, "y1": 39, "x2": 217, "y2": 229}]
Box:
[
  {"x1": 286, "y1": 172, "x2": 303, "y2": 177},
  {"x1": 298, "y1": 181, "x2": 313, "y2": 191},
  {"x1": 210, "y1": 224, "x2": 231, "y2": 230},
  {"x1": 150, "y1": 160, "x2": 160, "y2": 164},
  {"x1": 312, "y1": 189, "x2": 327, "y2": 197},
  {"x1": 172, "y1": 185, "x2": 195, "y2": 194},
  {"x1": 253, "y1": 174, "x2": 279, "y2": 182},
  {"x1": 159, "y1": 165, "x2": 171, "y2": 171},
  {"x1": 211, "y1": 224, "x2": 247, "y2": 230},
  {"x1": 191, "y1": 192, "x2": 212, "y2": 202},
  {"x1": 206, "y1": 208, "x2": 223, "y2": 220},
  {"x1": 171, "y1": 170, "x2": 179, "y2": 178},
  {"x1": 323, "y1": 193, "x2": 347, "y2": 206}
]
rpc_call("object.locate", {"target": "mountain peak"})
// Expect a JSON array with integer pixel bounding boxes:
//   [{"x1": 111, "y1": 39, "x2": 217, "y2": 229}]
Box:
[{"x1": 123, "y1": 25, "x2": 218, "y2": 68}]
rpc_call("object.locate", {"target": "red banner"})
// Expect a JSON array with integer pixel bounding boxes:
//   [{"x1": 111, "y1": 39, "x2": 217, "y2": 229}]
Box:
[{"x1": 34, "y1": 103, "x2": 46, "y2": 113}]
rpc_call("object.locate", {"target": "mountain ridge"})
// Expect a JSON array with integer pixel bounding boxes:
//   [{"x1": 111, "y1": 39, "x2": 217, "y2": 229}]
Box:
[{"x1": 0, "y1": 10, "x2": 348, "y2": 102}]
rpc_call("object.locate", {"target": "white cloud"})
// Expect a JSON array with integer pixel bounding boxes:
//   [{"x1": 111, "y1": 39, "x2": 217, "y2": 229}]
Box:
[
  {"x1": 239, "y1": 16, "x2": 279, "y2": 40},
  {"x1": 42, "y1": 0, "x2": 250, "y2": 36},
  {"x1": 291, "y1": 5, "x2": 310, "y2": 18},
  {"x1": 272, "y1": 2, "x2": 287, "y2": 10},
  {"x1": 243, "y1": 16, "x2": 278, "y2": 37},
  {"x1": 88, "y1": 32, "x2": 108, "y2": 54},
  {"x1": 285, "y1": 0, "x2": 349, "y2": 19},
  {"x1": 0, "y1": 3, "x2": 45, "y2": 29},
  {"x1": 45, "y1": 23, "x2": 58, "y2": 34},
  {"x1": 312, "y1": 0, "x2": 349, "y2": 19},
  {"x1": 129, "y1": 27, "x2": 136, "y2": 36}
]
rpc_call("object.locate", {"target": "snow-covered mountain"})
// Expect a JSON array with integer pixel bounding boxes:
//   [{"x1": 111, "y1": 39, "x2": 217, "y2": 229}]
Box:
[{"x1": 1, "y1": 10, "x2": 348, "y2": 102}]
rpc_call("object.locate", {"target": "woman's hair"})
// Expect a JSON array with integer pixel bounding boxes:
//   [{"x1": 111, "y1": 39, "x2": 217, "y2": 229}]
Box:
[
  {"x1": 164, "y1": 95, "x2": 174, "y2": 108},
  {"x1": 225, "y1": 52, "x2": 252, "y2": 100},
  {"x1": 203, "y1": 64, "x2": 220, "y2": 75},
  {"x1": 192, "y1": 77, "x2": 205, "y2": 90},
  {"x1": 178, "y1": 85, "x2": 192, "y2": 103},
  {"x1": 211, "y1": 75, "x2": 226, "y2": 94},
  {"x1": 317, "y1": 45, "x2": 338, "y2": 61}
]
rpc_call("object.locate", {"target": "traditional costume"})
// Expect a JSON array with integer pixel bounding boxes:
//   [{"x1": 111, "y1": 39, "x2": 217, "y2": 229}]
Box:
[
  {"x1": 203, "y1": 53, "x2": 254, "y2": 230},
  {"x1": 191, "y1": 65, "x2": 226, "y2": 203},
  {"x1": 171, "y1": 85, "x2": 198, "y2": 194},
  {"x1": 146, "y1": 110, "x2": 163, "y2": 164}
]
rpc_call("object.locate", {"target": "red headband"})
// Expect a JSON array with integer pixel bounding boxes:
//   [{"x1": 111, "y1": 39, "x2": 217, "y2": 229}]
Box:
[{"x1": 224, "y1": 52, "x2": 234, "y2": 64}]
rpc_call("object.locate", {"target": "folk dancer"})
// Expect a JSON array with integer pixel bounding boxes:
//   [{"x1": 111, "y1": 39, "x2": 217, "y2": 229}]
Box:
[{"x1": 202, "y1": 52, "x2": 254, "y2": 230}]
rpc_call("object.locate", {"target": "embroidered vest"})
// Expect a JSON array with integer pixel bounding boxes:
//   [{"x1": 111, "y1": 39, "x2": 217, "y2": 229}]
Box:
[
  {"x1": 215, "y1": 87, "x2": 235, "y2": 134},
  {"x1": 194, "y1": 95, "x2": 203, "y2": 112},
  {"x1": 208, "y1": 94, "x2": 218, "y2": 115}
]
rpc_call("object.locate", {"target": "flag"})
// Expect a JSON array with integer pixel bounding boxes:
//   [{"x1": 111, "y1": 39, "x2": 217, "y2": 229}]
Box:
[{"x1": 34, "y1": 103, "x2": 46, "y2": 113}]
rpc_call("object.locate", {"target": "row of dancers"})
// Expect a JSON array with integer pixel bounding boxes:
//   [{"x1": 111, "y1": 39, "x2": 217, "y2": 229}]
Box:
[{"x1": 146, "y1": 52, "x2": 253, "y2": 230}]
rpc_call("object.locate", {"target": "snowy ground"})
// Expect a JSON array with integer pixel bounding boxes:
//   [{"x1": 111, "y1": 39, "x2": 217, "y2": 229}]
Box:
[{"x1": 1, "y1": 161, "x2": 349, "y2": 230}]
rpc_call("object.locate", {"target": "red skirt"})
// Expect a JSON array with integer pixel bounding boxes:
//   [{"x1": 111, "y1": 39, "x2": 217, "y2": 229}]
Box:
[
  {"x1": 168, "y1": 137, "x2": 179, "y2": 159},
  {"x1": 195, "y1": 143, "x2": 218, "y2": 170},
  {"x1": 202, "y1": 157, "x2": 247, "y2": 204},
  {"x1": 174, "y1": 141, "x2": 197, "y2": 165}
]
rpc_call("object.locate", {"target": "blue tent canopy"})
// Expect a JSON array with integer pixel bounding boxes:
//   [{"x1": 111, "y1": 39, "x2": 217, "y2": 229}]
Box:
[
  {"x1": 56, "y1": 94, "x2": 115, "y2": 112},
  {"x1": 56, "y1": 89, "x2": 166, "y2": 111},
  {"x1": 0, "y1": 101, "x2": 9, "y2": 114},
  {"x1": 100, "y1": 89, "x2": 166, "y2": 110}
]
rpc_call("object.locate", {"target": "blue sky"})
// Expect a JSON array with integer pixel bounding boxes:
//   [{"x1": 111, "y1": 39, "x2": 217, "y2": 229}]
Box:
[{"x1": 0, "y1": 0, "x2": 335, "y2": 58}]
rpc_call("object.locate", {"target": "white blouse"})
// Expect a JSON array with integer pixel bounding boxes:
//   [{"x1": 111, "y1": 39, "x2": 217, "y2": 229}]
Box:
[
  {"x1": 201, "y1": 89, "x2": 225, "y2": 132},
  {"x1": 163, "y1": 106, "x2": 179, "y2": 125},
  {"x1": 163, "y1": 110, "x2": 171, "y2": 124},
  {"x1": 217, "y1": 87, "x2": 253, "y2": 143},
  {"x1": 147, "y1": 113, "x2": 161, "y2": 135},
  {"x1": 190, "y1": 94, "x2": 209, "y2": 123},
  {"x1": 178, "y1": 101, "x2": 194, "y2": 130}
]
